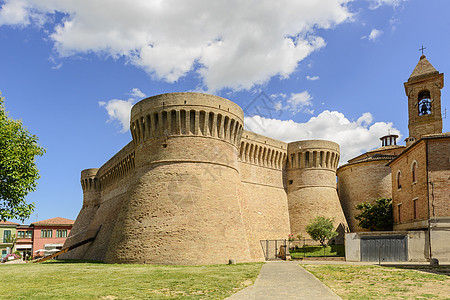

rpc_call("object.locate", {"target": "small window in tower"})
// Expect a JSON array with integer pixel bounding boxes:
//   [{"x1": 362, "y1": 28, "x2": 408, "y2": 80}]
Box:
[
  {"x1": 397, "y1": 171, "x2": 402, "y2": 189},
  {"x1": 288, "y1": 180, "x2": 293, "y2": 185},
  {"x1": 418, "y1": 90, "x2": 431, "y2": 116}
]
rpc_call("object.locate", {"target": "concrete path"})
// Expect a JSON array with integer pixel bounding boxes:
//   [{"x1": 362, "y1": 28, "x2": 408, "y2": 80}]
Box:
[{"x1": 227, "y1": 261, "x2": 341, "y2": 300}]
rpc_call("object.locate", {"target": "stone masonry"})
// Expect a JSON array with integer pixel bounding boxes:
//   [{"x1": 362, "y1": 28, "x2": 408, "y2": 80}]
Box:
[{"x1": 61, "y1": 92, "x2": 347, "y2": 264}]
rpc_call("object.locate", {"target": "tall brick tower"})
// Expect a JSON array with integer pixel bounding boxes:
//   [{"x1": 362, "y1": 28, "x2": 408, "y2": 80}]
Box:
[{"x1": 404, "y1": 55, "x2": 444, "y2": 147}]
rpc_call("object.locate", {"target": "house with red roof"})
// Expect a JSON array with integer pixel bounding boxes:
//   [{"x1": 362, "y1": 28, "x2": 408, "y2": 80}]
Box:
[
  {"x1": 0, "y1": 220, "x2": 19, "y2": 259},
  {"x1": 16, "y1": 224, "x2": 34, "y2": 259},
  {"x1": 31, "y1": 217, "x2": 74, "y2": 258}
]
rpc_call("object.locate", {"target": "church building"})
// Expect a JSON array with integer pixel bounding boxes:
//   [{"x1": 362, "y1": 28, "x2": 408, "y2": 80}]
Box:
[{"x1": 344, "y1": 55, "x2": 449, "y2": 262}]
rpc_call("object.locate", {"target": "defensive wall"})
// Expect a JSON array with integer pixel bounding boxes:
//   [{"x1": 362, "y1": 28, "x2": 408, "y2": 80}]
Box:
[
  {"x1": 238, "y1": 130, "x2": 290, "y2": 260},
  {"x1": 63, "y1": 92, "x2": 347, "y2": 264}
]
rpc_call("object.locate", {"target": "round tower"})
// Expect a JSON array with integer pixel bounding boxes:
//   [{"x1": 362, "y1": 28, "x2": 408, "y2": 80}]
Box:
[
  {"x1": 80, "y1": 168, "x2": 101, "y2": 207},
  {"x1": 337, "y1": 135, "x2": 405, "y2": 232},
  {"x1": 60, "y1": 168, "x2": 100, "y2": 260},
  {"x1": 286, "y1": 140, "x2": 348, "y2": 242},
  {"x1": 105, "y1": 92, "x2": 252, "y2": 265}
]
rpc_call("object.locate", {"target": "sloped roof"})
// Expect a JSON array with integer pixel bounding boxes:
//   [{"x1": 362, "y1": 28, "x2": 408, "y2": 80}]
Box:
[
  {"x1": 347, "y1": 144, "x2": 404, "y2": 164},
  {"x1": 409, "y1": 55, "x2": 439, "y2": 80},
  {"x1": 351, "y1": 153, "x2": 398, "y2": 164},
  {"x1": 0, "y1": 220, "x2": 20, "y2": 226},
  {"x1": 32, "y1": 217, "x2": 75, "y2": 225}
]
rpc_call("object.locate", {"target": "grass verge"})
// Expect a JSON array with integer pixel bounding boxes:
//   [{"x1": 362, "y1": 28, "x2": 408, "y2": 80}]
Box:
[
  {"x1": 1, "y1": 260, "x2": 262, "y2": 299},
  {"x1": 302, "y1": 264, "x2": 450, "y2": 300},
  {"x1": 289, "y1": 244, "x2": 345, "y2": 258}
]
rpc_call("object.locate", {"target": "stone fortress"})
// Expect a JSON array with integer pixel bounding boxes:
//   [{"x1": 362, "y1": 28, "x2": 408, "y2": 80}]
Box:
[{"x1": 62, "y1": 55, "x2": 449, "y2": 264}]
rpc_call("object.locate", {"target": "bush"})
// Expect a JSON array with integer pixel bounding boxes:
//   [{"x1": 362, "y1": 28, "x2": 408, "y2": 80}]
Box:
[
  {"x1": 355, "y1": 197, "x2": 393, "y2": 231},
  {"x1": 1, "y1": 253, "x2": 21, "y2": 263}
]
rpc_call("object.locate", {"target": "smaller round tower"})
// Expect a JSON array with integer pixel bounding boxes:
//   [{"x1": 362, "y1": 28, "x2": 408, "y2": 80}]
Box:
[
  {"x1": 337, "y1": 135, "x2": 405, "y2": 232},
  {"x1": 60, "y1": 168, "x2": 100, "y2": 260},
  {"x1": 80, "y1": 168, "x2": 101, "y2": 207},
  {"x1": 286, "y1": 140, "x2": 348, "y2": 242}
]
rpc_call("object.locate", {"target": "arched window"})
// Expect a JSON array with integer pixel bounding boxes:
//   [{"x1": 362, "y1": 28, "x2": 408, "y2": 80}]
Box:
[
  {"x1": 397, "y1": 170, "x2": 402, "y2": 189},
  {"x1": 418, "y1": 90, "x2": 431, "y2": 116},
  {"x1": 411, "y1": 161, "x2": 418, "y2": 183}
]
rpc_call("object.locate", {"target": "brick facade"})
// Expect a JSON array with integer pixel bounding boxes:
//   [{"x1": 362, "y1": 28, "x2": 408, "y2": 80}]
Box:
[{"x1": 389, "y1": 135, "x2": 450, "y2": 230}]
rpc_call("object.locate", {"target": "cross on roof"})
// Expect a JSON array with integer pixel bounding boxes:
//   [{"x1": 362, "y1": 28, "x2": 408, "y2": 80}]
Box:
[{"x1": 419, "y1": 45, "x2": 427, "y2": 55}]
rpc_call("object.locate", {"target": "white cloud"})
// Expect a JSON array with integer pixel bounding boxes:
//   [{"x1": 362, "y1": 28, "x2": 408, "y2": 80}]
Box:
[
  {"x1": 306, "y1": 75, "x2": 320, "y2": 81},
  {"x1": 0, "y1": 0, "x2": 30, "y2": 26},
  {"x1": 368, "y1": 29, "x2": 383, "y2": 41},
  {"x1": 268, "y1": 91, "x2": 314, "y2": 115},
  {"x1": 0, "y1": 0, "x2": 353, "y2": 91},
  {"x1": 244, "y1": 110, "x2": 401, "y2": 164},
  {"x1": 369, "y1": 0, "x2": 407, "y2": 10},
  {"x1": 51, "y1": 63, "x2": 62, "y2": 70},
  {"x1": 129, "y1": 88, "x2": 146, "y2": 99},
  {"x1": 286, "y1": 91, "x2": 313, "y2": 114},
  {"x1": 99, "y1": 88, "x2": 146, "y2": 132},
  {"x1": 362, "y1": 28, "x2": 383, "y2": 41}
]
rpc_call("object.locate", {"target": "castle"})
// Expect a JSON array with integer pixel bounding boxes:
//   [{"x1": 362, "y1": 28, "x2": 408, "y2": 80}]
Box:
[{"x1": 62, "y1": 55, "x2": 449, "y2": 264}]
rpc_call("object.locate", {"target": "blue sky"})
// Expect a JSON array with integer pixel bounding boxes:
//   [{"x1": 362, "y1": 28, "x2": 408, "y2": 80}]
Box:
[{"x1": 1, "y1": 0, "x2": 448, "y2": 223}]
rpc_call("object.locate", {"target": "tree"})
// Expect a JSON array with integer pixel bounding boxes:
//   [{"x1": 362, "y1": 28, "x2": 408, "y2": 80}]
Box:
[
  {"x1": 305, "y1": 216, "x2": 338, "y2": 247},
  {"x1": 355, "y1": 197, "x2": 393, "y2": 231},
  {"x1": 4, "y1": 233, "x2": 18, "y2": 252},
  {"x1": 0, "y1": 93, "x2": 45, "y2": 221}
]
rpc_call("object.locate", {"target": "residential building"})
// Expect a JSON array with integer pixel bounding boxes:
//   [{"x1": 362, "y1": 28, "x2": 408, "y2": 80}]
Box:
[
  {"x1": 16, "y1": 224, "x2": 34, "y2": 260},
  {"x1": 0, "y1": 220, "x2": 19, "y2": 259},
  {"x1": 31, "y1": 217, "x2": 74, "y2": 258}
]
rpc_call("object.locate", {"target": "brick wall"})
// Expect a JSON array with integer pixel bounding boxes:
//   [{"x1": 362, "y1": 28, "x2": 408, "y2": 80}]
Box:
[
  {"x1": 337, "y1": 159, "x2": 393, "y2": 232},
  {"x1": 391, "y1": 136, "x2": 449, "y2": 230},
  {"x1": 427, "y1": 137, "x2": 450, "y2": 218}
]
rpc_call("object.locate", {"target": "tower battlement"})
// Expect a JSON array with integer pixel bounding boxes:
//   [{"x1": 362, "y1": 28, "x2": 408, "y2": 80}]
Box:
[
  {"x1": 80, "y1": 168, "x2": 100, "y2": 207},
  {"x1": 130, "y1": 92, "x2": 244, "y2": 147},
  {"x1": 80, "y1": 168, "x2": 99, "y2": 192}
]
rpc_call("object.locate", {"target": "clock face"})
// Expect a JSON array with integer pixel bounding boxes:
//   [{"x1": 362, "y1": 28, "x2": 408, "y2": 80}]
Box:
[{"x1": 418, "y1": 98, "x2": 431, "y2": 116}]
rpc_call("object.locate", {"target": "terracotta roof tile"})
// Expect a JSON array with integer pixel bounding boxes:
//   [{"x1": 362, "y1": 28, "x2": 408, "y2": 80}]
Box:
[
  {"x1": 32, "y1": 217, "x2": 75, "y2": 225},
  {"x1": 0, "y1": 220, "x2": 20, "y2": 226}
]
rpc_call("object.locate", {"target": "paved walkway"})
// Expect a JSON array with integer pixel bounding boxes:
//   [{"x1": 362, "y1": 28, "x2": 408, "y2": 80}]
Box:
[{"x1": 226, "y1": 261, "x2": 341, "y2": 300}]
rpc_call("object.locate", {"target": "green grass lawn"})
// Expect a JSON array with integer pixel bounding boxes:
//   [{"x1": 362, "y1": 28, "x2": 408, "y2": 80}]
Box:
[
  {"x1": 0, "y1": 260, "x2": 263, "y2": 299},
  {"x1": 289, "y1": 244, "x2": 345, "y2": 258},
  {"x1": 303, "y1": 264, "x2": 450, "y2": 300}
]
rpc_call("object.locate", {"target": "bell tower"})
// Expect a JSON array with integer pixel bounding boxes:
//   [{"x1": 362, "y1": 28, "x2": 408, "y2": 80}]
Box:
[{"x1": 404, "y1": 55, "x2": 443, "y2": 147}]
